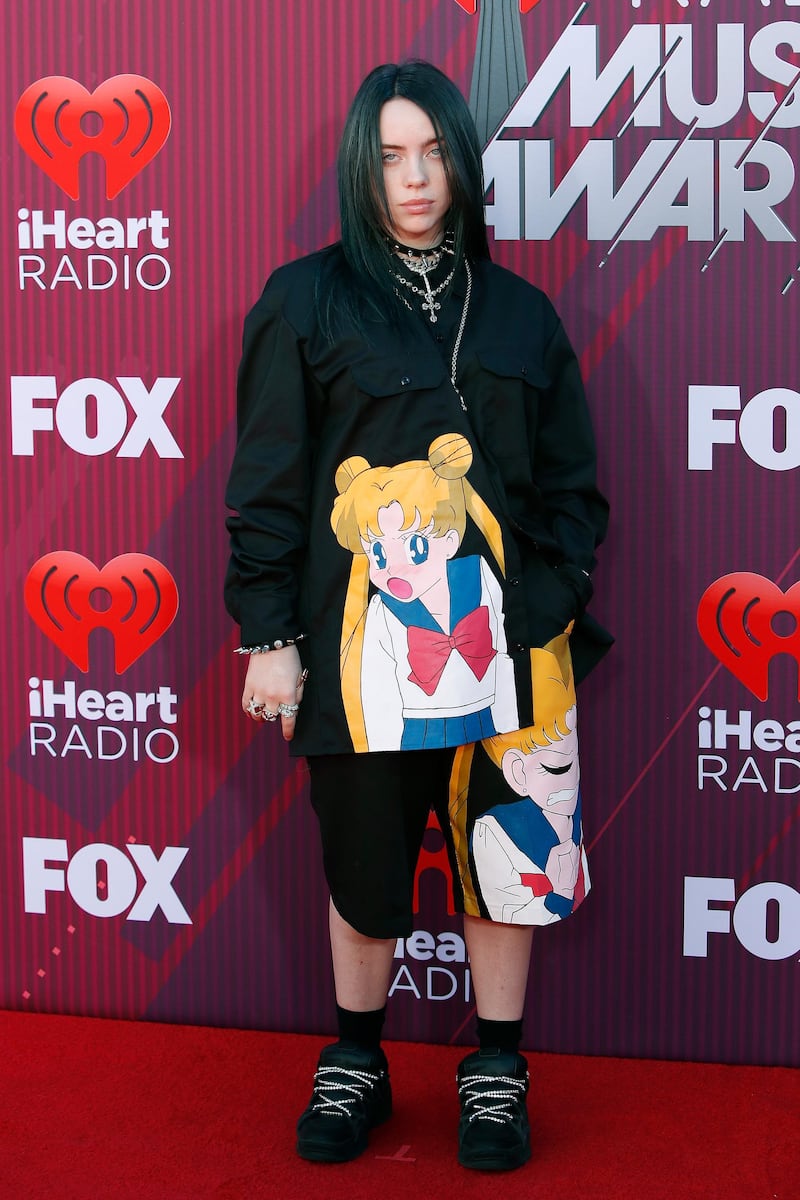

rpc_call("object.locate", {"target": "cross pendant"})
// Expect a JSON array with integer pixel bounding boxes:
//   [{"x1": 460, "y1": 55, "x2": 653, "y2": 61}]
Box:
[{"x1": 422, "y1": 297, "x2": 441, "y2": 322}]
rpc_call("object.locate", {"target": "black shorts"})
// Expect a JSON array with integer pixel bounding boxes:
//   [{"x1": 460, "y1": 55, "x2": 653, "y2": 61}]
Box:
[
  {"x1": 308, "y1": 749, "x2": 456, "y2": 939},
  {"x1": 308, "y1": 729, "x2": 591, "y2": 939}
]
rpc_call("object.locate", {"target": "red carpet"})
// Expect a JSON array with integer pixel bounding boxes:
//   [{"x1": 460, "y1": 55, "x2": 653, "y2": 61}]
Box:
[{"x1": 3, "y1": 1010, "x2": 797, "y2": 1199}]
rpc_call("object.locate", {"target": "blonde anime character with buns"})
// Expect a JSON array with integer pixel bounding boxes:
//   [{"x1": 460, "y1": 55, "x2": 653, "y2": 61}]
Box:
[
  {"x1": 330, "y1": 433, "x2": 519, "y2": 752},
  {"x1": 448, "y1": 640, "x2": 590, "y2": 925}
]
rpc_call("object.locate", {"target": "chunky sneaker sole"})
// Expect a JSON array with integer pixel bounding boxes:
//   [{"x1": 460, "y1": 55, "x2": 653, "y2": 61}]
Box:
[
  {"x1": 457, "y1": 1048, "x2": 531, "y2": 1172},
  {"x1": 296, "y1": 1042, "x2": 392, "y2": 1163}
]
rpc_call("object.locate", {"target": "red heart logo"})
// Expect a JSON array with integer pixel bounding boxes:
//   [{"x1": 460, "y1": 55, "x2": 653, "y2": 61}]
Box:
[
  {"x1": 453, "y1": 1, "x2": 541, "y2": 10},
  {"x1": 697, "y1": 573, "x2": 800, "y2": 701},
  {"x1": 25, "y1": 552, "x2": 179, "y2": 674},
  {"x1": 15, "y1": 75, "x2": 171, "y2": 200}
]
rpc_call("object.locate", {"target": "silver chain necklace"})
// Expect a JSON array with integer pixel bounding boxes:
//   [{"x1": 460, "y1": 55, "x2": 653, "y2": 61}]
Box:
[
  {"x1": 395, "y1": 259, "x2": 473, "y2": 410},
  {"x1": 450, "y1": 258, "x2": 472, "y2": 411},
  {"x1": 393, "y1": 261, "x2": 455, "y2": 324}
]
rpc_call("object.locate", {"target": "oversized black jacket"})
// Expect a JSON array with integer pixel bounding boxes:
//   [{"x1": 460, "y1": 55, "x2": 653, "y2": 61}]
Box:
[{"x1": 225, "y1": 246, "x2": 611, "y2": 756}]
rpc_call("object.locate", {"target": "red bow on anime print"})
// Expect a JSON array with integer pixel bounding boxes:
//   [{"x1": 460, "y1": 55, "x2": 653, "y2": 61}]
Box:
[
  {"x1": 452, "y1": 1, "x2": 542, "y2": 12},
  {"x1": 406, "y1": 607, "x2": 497, "y2": 696}
]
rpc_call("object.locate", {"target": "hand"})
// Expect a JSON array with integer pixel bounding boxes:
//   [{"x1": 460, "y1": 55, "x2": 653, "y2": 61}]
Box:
[
  {"x1": 545, "y1": 841, "x2": 580, "y2": 899},
  {"x1": 241, "y1": 645, "x2": 306, "y2": 741}
]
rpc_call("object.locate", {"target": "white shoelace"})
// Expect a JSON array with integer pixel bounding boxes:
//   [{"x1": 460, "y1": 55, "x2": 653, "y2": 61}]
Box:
[
  {"x1": 458, "y1": 1073, "x2": 528, "y2": 1125},
  {"x1": 309, "y1": 1066, "x2": 382, "y2": 1118}
]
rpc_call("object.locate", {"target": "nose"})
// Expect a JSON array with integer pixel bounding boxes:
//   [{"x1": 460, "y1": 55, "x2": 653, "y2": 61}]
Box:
[
  {"x1": 405, "y1": 153, "x2": 428, "y2": 188},
  {"x1": 385, "y1": 541, "x2": 407, "y2": 572}
]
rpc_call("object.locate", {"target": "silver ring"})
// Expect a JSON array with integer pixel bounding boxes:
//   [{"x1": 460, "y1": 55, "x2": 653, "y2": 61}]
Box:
[
  {"x1": 261, "y1": 709, "x2": 279, "y2": 722},
  {"x1": 277, "y1": 702, "x2": 300, "y2": 717},
  {"x1": 246, "y1": 698, "x2": 264, "y2": 716},
  {"x1": 299, "y1": 668, "x2": 309, "y2": 684}
]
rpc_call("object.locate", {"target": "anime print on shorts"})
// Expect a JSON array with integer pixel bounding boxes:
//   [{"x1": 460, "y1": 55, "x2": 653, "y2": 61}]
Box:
[
  {"x1": 329, "y1": 433, "x2": 520, "y2": 752},
  {"x1": 447, "y1": 634, "x2": 591, "y2": 927}
]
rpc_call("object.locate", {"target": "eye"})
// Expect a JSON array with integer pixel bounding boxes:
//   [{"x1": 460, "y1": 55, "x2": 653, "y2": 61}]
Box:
[
  {"x1": 371, "y1": 541, "x2": 387, "y2": 570},
  {"x1": 382, "y1": 152, "x2": 399, "y2": 163},
  {"x1": 406, "y1": 534, "x2": 429, "y2": 565},
  {"x1": 541, "y1": 761, "x2": 573, "y2": 776},
  {"x1": 428, "y1": 145, "x2": 442, "y2": 158}
]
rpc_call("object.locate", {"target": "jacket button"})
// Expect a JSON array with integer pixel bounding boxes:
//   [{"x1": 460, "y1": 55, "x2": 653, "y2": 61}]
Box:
[
  {"x1": 515, "y1": 643, "x2": 526, "y2": 653},
  {"x1": 509, "y1": 577, "x2": 520, "y2": 586},
  {"x1": 400, "y1": 375, "x2": 411, "y2": 387},
  {"x1": 520, "y1": 365, "x2": 528, "y2": 376}
]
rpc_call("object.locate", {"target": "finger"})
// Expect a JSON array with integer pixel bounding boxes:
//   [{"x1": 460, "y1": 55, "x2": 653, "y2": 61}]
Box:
[
  {"x1": 273, "y1": 698, "x2": 301, "y2": 741},
  {"x1": 244, "y1": 695, "x2": 267, "y2": 721},
  {"x1": 244, "y1": 696, "x2": 283, "y2": 724},
  {"x1": 280, "y1": 702, "x2": 299, "y2": 737}
]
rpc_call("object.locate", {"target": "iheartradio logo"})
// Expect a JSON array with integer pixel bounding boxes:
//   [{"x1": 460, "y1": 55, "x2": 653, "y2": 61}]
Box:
[
  {"x1": 14, "y1": 75, "x2": 170, "y2": 200},
  {"x1": 25, "y1": 552, "x2": 179, "y2": 673},
  {"x1": 697, "y1": 573, "x2": 800, "y2": 702}
]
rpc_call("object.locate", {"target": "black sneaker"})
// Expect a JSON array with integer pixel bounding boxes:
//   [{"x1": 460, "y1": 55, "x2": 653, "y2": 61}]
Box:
[
  {"x1": 296, "y1": 1042, "x2": 392, "y2": 1163},
  {"x1": 456, "y1": 1048, "x2": 531, "y2": 1171}
]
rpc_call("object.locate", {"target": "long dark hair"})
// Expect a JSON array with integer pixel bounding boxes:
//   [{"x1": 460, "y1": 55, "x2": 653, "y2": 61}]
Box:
[{"x1": 318, "y1": 60, "x2": 490, "y2": 336}]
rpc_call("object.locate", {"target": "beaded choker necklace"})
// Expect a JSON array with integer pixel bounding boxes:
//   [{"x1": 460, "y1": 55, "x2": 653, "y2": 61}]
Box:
[{"x1": 388, "y1": 229, "x2": 455, "y2": 264}]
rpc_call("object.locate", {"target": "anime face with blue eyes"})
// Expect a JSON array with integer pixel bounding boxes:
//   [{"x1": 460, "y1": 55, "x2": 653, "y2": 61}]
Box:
[
  {"x1": 362, "y1": 500, "x2": 460, "y2": 615},
  {"x1": 500, "y1": 725, "x2": 580, "y2": 818}
]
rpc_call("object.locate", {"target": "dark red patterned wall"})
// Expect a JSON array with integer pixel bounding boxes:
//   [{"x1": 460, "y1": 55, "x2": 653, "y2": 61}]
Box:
[{"x1": 2, "y1": 0, "x2": 799, "y2": 1066}]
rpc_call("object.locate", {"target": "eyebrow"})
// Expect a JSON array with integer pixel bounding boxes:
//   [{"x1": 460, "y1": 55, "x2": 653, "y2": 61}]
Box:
[{"x1": 380, "y1": 137, "x2": 442, "y2": 149}]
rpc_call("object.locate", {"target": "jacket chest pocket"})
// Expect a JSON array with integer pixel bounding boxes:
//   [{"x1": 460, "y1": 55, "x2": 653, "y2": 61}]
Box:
[
  {"x1": 474, "y1": 350, "x2": 551, "y2": 451},
  {"x1": 342, "y1": 355, "x2": 458, "y2": 451},
  {"x1": 467, "y1": 348, "x2": 549, "y2": 480},
  {"x1": 349, "y1": 354, "x2": 447, "y2": 402}
]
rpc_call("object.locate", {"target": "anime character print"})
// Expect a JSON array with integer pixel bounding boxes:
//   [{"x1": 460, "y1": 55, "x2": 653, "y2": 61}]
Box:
[
  {"x1": 448, "y1": 634, "x2": 590, "y2": 926},
  {"x1": 330, "y1": 433, "x2": 519, "y2": 752}
]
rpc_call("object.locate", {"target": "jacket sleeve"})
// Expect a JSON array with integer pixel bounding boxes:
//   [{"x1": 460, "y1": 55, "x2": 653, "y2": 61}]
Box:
[
  {"x1": 224, "y1": 277, "x2": 312, "y2": 645},
  {"x1": 533, "y1": 309, "x2": 609, "y2": 612}
]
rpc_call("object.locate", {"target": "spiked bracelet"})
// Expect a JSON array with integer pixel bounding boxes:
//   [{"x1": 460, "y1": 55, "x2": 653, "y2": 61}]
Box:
[{"x1": 234, "y1": 634, "x2": 306, "y2": 655}]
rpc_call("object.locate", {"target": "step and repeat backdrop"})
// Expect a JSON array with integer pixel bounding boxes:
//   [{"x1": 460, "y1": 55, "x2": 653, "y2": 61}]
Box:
[{"x1": 2, "y1": 0, "x2": 799, "y2": 1066}]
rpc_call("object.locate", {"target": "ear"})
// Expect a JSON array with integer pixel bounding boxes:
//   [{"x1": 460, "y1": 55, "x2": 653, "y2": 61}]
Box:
[
  {"x1": 444, "y1": 528, "x2": 460, "y2": 558},
  {"x1": 501, "y1": 749, "x2": 528, "y2": 796}
]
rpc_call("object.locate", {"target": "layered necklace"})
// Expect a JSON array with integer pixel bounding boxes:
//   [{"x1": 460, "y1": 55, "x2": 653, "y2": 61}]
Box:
[
  {"x1": 387, "y1": 231, "x2": 473, "y2": 411},
  {"x1": 391, "y1": 231, "x2": 456, "y2": 324}
]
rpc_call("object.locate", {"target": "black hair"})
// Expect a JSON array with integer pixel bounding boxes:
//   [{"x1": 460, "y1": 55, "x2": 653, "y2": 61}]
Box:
[{"x1": 318, "y1": 60, "x2": 490, "y2": 336}]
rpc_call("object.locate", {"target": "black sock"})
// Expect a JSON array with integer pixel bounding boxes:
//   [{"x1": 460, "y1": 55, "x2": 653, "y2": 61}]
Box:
[
  {"x1": 476, "y1": 1016, "x2": 523, "y2": 1055},
  {"x1": 336, "y1": 1003, "x2": 387, "y2": 1051}
]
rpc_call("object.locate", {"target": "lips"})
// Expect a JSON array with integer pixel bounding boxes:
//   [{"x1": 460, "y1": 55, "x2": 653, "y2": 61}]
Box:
[
  {"x1": 387, "y1": 577, "x2": 414, "y2": 600},
  {"x1": 547, "y1": 788, "x2": 578, "y2": 807},
  {"x1": 401, "y1": 200, "x2": 434, "y2": 213}
]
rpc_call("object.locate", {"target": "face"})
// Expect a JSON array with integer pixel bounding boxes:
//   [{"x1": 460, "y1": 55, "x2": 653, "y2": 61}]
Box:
[
  {"x1": 363, "y1": 500, "x2": 459, "y2": 602},
  {"x1": 502, "y1": 728, "x2": 581, "y2": 817},
  {"x1": 379, "y1": 96, "x2": 451, "y2": 248}
]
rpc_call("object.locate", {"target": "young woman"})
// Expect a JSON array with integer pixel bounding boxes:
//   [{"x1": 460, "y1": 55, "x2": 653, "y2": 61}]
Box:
[{"x1": 225, "y1": 60, "x2": 611, "y2": 1172}]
